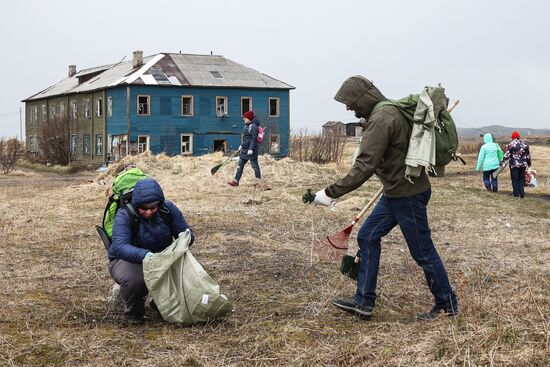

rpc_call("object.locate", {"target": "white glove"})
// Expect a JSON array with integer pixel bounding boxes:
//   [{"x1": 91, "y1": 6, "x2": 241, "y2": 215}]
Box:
[
  {"x1": 314, "y1": 189, "x2": 335, "y2": 207},
  {"x1": 247, "y1": 150, "x2": 253, "y2": 155}
]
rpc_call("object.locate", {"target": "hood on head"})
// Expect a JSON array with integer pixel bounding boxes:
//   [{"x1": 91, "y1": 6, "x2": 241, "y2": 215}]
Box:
[
  {"x1": 131, "y1": 178, "x2": 165, "y2": 209},
  {"x1": 483, "y1": 133, "x2": 494, "y2": 143},
  {"x1": 334, "y1": 75, "x2": 386, "y2": 119}
]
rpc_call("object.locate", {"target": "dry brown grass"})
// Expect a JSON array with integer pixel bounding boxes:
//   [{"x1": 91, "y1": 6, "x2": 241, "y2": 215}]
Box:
[{"x1": 0, "y1": 142, "x2": 549, "y2": 366}]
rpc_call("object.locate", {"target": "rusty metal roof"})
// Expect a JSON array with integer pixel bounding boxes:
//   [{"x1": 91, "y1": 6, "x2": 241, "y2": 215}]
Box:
[{"x1": 23, "y1": 53, "x2": 294, "y2": 101}]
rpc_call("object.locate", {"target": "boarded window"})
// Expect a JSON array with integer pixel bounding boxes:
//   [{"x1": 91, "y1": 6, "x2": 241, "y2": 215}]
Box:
[{"x1": 160, "y1": 97, "x2": 171, "y2": 115}]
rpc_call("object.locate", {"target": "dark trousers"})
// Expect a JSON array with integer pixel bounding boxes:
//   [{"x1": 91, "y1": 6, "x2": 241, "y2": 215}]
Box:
[
  {"x1": 109, "y1": 259, "x2": 148, "y2": 319},
  {"x1": 235, "y1": 157, "x2": 261, "y2": 180},
  {"x1": 354, "y1": 189, "x2": 458, "y2": 310},
  {"x1": 482, "y1": 169, "x2": 498, "y2": 191},
  {"x1": 510, "y1": 167, "x2": 526, "y2": 197}
]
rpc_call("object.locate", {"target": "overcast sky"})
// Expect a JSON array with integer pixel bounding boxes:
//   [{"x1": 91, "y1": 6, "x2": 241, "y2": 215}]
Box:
[{"x1": 0, "y1": 0, "x2": 548, "y2": 138}]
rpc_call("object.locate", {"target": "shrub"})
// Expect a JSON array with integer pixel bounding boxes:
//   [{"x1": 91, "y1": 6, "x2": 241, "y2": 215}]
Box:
[
  {"x1": 0, "y1": 137, "x2": 23, "y2": 174},
  {"x1": 289, "y1": 129, "x2": 346, "y2": 163}
]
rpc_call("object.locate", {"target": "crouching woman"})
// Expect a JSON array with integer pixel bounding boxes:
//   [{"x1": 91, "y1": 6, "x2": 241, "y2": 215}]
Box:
[{"x1": 108, "y1": 178, "x2": 194, "y2": 324}]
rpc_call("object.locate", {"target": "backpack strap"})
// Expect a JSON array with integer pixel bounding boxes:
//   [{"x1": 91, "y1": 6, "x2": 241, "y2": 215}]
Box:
[{"x1": 125, "y1": 203, "x2": 174, "y2": 241}]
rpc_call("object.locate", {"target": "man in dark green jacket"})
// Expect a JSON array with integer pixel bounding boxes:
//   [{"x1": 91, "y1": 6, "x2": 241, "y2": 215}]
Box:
[{"x1": 314, "y1": 75, "x2": 458, "y2": 320}]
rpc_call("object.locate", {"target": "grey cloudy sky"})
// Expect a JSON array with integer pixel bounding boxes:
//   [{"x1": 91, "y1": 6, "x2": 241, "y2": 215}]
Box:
[{"x1": 1, "y1": 0, "x2": 548, "y2": 138}]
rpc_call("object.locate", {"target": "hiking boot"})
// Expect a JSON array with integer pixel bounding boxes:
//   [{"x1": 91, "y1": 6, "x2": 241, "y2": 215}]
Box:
[
  {"x1": 416, "y1": 306, "x2": 459, "y2": 321},
  {"x1": 331, "y1": 298, "x2": 373, "y2": 317},
  {"x1": 227, "y1": 179, "x2": 239, "y2": 187}
]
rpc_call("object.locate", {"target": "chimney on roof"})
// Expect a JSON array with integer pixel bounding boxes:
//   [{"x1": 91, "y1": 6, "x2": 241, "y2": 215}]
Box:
[
  {"x1": 68, "y1": 65, "x2": 77, "y2": 77},
  {"x1": 132, "y1": 50, "x2": 143, "y2": 68}
]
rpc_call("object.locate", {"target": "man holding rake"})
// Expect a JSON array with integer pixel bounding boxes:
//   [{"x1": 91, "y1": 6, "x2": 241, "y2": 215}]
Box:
[{"x1": 314, "y1": 75, "x2": 459, "y2": 320}]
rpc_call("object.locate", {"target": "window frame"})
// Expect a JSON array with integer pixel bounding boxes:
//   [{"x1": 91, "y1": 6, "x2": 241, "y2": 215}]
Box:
[
  {"x1": 83, "y1": 134, "x2": 90, "y2": 155},
  {"x1": 269, "y1": 97, "x2": 280, "y2": 117},
  {"x1": 180, "y1": 133, "x2": 193, "y2": 155},
  {"x1": 95, "y1": 133, "x2": 103, "y2": 155},
  {"x1": 71, "y1": 100, "x2": 77, "y2": 119},
  {"x1": 269, "y1": 133, "x2": 281, "y2": 154},
  {"x1": 96, "y1": 98, "x2": 103, "y2": 117},
  {"x1": 137, "y1": 95, "x2": 150, "y2": 116},
  {"x1": 181, "y1": 95, "x2": 194, "y2": 116},
  {"x1": 50, "y1": 103, "x2": 56, "y2": 119},
  {"x1": 216, "y1": 96, "x2": 228, "y2": 117},
  {"x1": 41, "y1": 104, "x2": 47, "y2": 121},
  {"x1": 137, "y1": 135, "x2": 150, "y2": 153},
  {"x1": 84, "y1": 99, "x2": 90, "y2": 119},
  {"x1": 70, "y1": 134, "x2": 77, "y2": 154},
  {"x1": 107, "y1": 96, "x2": 112, "y2": 117},
  {"x1": 241, "y1": 97, "x2": 252, "y2": 117}
]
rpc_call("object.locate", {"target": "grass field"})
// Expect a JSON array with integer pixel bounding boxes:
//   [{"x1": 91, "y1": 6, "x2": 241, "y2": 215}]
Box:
[{"x1": 0, "y1": 142, "x2": 548, "y2": 366}]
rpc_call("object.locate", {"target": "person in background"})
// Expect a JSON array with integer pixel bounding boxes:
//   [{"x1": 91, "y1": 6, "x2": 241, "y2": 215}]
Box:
[
  {"x1": 501, "y1": 131, "x2": 531, "y2": 198},
  {"x1": 108, "y1": 178, "x2": 194, "y2": 325},
  {"x1": 227, "y1": 110, "x2": 261, "y2": 187},
  {"x1": 476, "y1": 133, "x2": 504, "y2": 192}
]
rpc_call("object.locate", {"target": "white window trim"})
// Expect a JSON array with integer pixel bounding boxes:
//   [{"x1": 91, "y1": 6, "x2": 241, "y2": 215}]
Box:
[
  {"x1": 241, "y1": 97, "x2": 253, "y2": 116},
  {"x1": 180, "y1": 133, "x2": 193, "y2": 155},
  {"x1": 96, "y1": 98, "x2": 103, "y2": 117},
  {"x1": 84, "y1": 99, "x2": 90, "y2": 119},
  {"x1": 95, "y1": 134, "x2": 103, "y2": 155},
  {"x1": 269, "y1": 97, "x2": 280, "y2": 117},
  {"x1": 216, "y1": 96, "x2": 228, "y2": 116},
  {"x1": 181, "y1": 95, "x2": 194, "y2": 116}
]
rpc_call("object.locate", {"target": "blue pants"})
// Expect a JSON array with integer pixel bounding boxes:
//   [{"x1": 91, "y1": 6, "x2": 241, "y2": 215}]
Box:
[
  {"x1": 354, "y1": 189, "x2": 458, "y2": 310},
  {"x1": 235, "y1": 157, "x2": 261, "y2": 180},
  {"x1": 482, "y1": 169, "x2": 498, "y2": 191},
  {"x1": 510, "y1": 167, "x2": 525, "y2": 197}
]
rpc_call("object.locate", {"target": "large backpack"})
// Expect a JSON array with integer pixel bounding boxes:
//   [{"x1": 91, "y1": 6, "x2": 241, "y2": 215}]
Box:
[
  {"x1": 96, "y1": 167, "x2": 171, "y2": 250},
  {"x1": 373, "y1": 86, "x2": 465, "y2": 176}
]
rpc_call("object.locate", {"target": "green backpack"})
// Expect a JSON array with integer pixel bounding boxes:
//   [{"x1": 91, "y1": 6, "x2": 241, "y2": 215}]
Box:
[{"x1": 373, "y1": 87, "x2": 465, "y2": 175}]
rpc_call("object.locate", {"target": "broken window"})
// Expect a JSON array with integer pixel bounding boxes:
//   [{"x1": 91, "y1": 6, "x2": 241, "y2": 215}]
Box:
[
  {"x1": 138, "y1": 95, "x2": 150, "y2": 115},
  {"x1": 181, "y1": 96, "x2": 193, "y2": 116},
  {"x1": 241, "y1": 97, "x2": 252, "y2": 116},
  {"x1": 269, "y1": 134, "x2": 280, "y2": 154},
  {"x1": 181, "y1": 134, "x2": 193, "y2": 154},
  {"x1": 269, "y1": 97, "x2": 279, "y2": 117},
  {"x1": 216, "y1": 96, "x2": 228, "y2": 116},
  {"x1": 210, "y1": 71, "x2": 223, "y2": 79},
  {"x1": 138, "y1": 135, "x2": 150, "y2": 153},
  {"x1": 96, "y1": 98, "x2": 102, "y2": 117},
  {"x1": 84, "y1": 99, "x2": 90, "y2": 118}
]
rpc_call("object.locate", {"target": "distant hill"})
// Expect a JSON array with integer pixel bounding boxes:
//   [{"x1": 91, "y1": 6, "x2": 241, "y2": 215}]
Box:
[{"x1": 457, "y1": 125, "x2": 550, "y2": 139}]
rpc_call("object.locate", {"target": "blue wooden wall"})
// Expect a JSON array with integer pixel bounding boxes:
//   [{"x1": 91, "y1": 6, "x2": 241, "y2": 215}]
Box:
[{"x1": 105, "y1": 86, "x2": 290, "y2": 157}]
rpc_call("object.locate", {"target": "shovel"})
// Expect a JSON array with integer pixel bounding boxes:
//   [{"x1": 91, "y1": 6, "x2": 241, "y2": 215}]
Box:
[
  {"x1": 316, "y1": 186, "x2": 384, "y2": 262},
  {"x1": 211, "y1": 149, "x2": 241, "y2": 175}
]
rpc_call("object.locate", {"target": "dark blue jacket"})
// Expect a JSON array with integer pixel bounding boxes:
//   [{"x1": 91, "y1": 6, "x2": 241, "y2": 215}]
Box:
[
  {"x1": 240, "y1": 118, "x2": 260, "y2": 160},
  {"x1": 108, "y1": 178, "x2": 193, "y2": 264}
]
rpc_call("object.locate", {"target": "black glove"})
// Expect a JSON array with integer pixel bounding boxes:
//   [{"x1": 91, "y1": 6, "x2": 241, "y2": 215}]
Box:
[{"x1": 302, "y1": 189, "x2": 316, "y2": 204}]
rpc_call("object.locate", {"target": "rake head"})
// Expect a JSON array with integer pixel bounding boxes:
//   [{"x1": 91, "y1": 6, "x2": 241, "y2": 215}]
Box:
[{"x1": 315, "y1": 224, "x2": 354, "y2": 262}]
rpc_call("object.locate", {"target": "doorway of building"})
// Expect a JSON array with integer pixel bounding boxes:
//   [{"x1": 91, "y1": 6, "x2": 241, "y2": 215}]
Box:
[{"x1": 213, "y1": 139, "x2": 227, "y2": 153}]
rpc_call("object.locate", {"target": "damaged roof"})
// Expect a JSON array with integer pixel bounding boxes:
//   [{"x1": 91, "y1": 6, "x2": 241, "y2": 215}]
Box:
[{"x1": 23, "y1": 53, "x2": 294, "y2": 101}]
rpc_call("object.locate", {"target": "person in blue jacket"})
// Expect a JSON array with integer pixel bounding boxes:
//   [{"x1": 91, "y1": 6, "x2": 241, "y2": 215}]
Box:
[
  {"x1": 476, "y1": 133, "x2": 504, "y2": 192},
  {"x1": 108, "y1": 178, "x2": 194, "y2": 324},
  {"x1": 227, "y1": 110, "x2": 261, "y2": 187}
]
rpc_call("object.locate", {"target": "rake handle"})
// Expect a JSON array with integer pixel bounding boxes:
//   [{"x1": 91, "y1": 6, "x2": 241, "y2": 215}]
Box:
[{"x1": 352, "y1": 186, "x2": 384, "y2": 224}]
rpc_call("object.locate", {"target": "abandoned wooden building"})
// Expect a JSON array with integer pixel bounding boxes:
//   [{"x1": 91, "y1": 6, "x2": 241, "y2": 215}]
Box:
[{"x1": 23, "y1": 51, "x2": 294, "y2": 164}]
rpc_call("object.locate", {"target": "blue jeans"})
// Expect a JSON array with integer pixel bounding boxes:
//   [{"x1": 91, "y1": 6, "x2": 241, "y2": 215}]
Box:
[
  {"x1": 510, "y1": 167, "x2": 525, "y2": 197},
  {"x1": 235, "y1": 158, "x2": 261, "y2": 180},
  {"x1": 482, "y1": 169, "x2": 498, "y2": 191},
  {"x1": 354, "y1": 189, "x2": 458, "y2": 310}
]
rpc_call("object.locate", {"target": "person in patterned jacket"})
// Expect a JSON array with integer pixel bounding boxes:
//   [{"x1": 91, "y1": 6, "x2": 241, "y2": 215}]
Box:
[{"x1": 501, "y1": 131, "x2": 531, "y2": 198}]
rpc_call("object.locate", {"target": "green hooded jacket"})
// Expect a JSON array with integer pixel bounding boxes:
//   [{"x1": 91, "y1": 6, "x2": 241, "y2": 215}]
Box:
[{"x1": 326, "y1": 76, "x2": 431, "y2": 199}]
